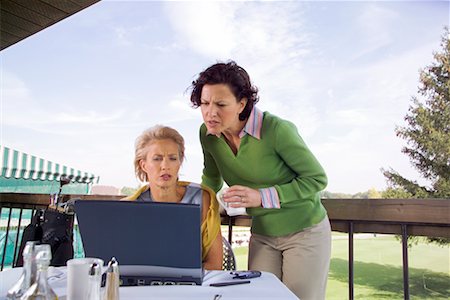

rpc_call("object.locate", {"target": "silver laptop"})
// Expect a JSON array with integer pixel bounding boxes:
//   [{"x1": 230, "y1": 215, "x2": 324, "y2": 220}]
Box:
[{"x1": 74, "y1": 200, "x2": 203, "y2": 286}]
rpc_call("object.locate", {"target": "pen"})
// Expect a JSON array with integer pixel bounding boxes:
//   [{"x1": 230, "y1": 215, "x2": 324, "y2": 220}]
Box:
[{"x1": 210, "y1": 280, "x2": 251, "y2": 287}]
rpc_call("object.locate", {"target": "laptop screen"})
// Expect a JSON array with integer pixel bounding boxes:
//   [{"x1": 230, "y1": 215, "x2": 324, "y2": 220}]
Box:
[{"x1": 75, "y1": 200, "x2": 203, "y2": 285}]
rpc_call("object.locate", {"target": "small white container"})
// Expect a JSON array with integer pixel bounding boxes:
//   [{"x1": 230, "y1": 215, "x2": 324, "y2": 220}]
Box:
[
  {"x1": 66, "y1": 257, "x2": 104, "y2": 300},
  {"x1": 216, "y1": 189, "x2": 247, "y2": 217}
]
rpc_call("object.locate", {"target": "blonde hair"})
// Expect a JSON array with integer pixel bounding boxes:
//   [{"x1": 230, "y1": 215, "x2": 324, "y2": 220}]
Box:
[{"x1": 134, "y1": 125, "x2": 185, "y2": 182}]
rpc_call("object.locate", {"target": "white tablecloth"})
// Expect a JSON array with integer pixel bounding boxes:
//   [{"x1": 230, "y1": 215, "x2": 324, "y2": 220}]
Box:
[{"x1": 0, "y1": 267, "x2": 299, "y2": 299}]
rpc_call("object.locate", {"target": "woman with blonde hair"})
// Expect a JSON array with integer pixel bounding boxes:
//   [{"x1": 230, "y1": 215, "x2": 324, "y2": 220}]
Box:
[{"x1": 126, "y1": 125, "x2": 223, "y2": 270}]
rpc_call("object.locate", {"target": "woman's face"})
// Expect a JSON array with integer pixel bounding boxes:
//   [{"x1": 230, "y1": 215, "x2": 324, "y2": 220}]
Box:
[
  {"x1": 200, "y1": 84, "x2": 247, "y2": 136},
  {"x1": 140, "y1": 139, "x2": 181, "y2": 188}
]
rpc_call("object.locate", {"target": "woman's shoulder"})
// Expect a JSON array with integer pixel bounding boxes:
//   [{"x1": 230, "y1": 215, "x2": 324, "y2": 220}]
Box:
[
  {"x1": 123, "y1": 185, "x2": 149, "y2": 201},
  {"x1": 199, "y1": 123, "x2": 208, "y2": 136},
  {"x1": 178, "y1": 182, "x2": 217, "y2": 216},
  {"x1": 261, "y1": 111, "x2": 298, "y2": 138},
  {"x1": 263, "y1": 111, "x2": 294, "y2": 127},
  {"x1": 178, "y1": 181, "x2": 214, "y2": 196}
]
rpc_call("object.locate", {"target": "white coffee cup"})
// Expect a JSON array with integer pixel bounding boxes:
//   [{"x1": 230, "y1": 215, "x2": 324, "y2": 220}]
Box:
[
  {"x1": 67, "y1": 257, "x2": 104, "y2": 300},
  {"x1": 216, "y1": 189, "x2": 247, "y2": 217}
]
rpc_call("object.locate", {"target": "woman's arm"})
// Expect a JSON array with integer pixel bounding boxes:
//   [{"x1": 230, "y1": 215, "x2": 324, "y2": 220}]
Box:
[
  {"x1": 200, "y1": 125, "x2": 224, "y2": 193},
  {"x1": 201, "y1": 190, "x2": 223, "y2": 270},
  {"x1": 272, "y1": 120, "x2": 328, "y2": 202},
  {"x1": 203, "y1": 230, "x2": 223, "y2": 270},
  {"x1": 223, "y1": 118, "x2": 327, "y2": 209}
]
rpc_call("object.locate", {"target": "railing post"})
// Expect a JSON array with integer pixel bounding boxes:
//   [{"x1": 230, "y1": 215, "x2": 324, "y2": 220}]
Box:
[
  {"x1": 1, "y1": 207, "x2": 13, "y2": 270},
  {"x1": 401, "y1": 224, "x2": 410, "y2": 300},
  {"x1": 12, "y1": 207, "x2": 24, "y2": 267},
  {"x1": 228, "y1": 216, "x2": 233, "y2": 244},
  {"x1": 349, "y1": 221, "x2": 354, "y2": 300}
]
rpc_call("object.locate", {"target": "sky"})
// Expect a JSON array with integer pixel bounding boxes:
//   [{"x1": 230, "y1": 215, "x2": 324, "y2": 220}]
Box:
[{"x1": 1, "y1": 0, "x2": 448, "y2": 194}]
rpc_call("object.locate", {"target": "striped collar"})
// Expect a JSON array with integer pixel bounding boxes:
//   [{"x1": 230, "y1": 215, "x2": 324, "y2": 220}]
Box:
[
  {"x1": 239, "y1": 107, "x2": 263, "y2": 140},
  {"x1": 206, "y1": 107, "x2": 263, "y2": 140}
]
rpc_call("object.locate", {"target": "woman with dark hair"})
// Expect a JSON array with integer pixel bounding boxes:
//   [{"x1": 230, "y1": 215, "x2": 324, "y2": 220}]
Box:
[{"x1": 189, "y1": 61, "x2": 331, "y2": 300}]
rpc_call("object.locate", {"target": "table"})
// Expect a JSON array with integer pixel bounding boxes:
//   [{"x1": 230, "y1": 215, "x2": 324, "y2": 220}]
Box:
[{"x1": 0, "y1": 267, "x2": 299, "y2": 299}]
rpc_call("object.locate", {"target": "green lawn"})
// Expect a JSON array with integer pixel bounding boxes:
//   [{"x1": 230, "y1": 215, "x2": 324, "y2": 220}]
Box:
[{"x1": 232, "y1": 234, "x2": 449, "y2": 299}]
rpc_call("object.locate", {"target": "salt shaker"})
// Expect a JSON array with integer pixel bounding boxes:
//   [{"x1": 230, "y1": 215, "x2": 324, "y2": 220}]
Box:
[
  {"x1": 104, "y1": 257, "x2": 120, "y2": 300},
  {"x1": 86, "y1": 262, "x2": 101, "y2": 300},
  {"x1": 7, "y1": 241, "x2": 38, "y2": 299}
]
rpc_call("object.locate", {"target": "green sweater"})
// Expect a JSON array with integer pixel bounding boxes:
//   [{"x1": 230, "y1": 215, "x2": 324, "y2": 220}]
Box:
[{"x1": 200, "y1": 111, "x2": 328, "y2": 236}]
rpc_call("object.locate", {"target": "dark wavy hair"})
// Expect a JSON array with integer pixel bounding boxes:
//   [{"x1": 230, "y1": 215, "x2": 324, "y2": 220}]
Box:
[{"x1": 189, "y1": 61, "x2": 259, "y2": 121}]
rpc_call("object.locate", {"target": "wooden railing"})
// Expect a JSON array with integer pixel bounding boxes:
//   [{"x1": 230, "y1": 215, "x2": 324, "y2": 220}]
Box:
[
  {"x1": 222, "y1": 198, "x2": 449, "y2": 300},
  {"x1": 1, "y1": 194, "x2": 449, "y2": 300},
  {"x1": 222, "y1": 198, "x2": 449, "y2": 237}
]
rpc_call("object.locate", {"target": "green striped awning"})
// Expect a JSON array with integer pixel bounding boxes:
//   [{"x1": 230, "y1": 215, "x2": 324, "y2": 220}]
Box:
[{"x1": 0, "y1": 145, "x2": 99, "y2": 184}]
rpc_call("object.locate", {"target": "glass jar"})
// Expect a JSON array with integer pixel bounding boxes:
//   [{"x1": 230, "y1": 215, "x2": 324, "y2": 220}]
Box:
[
  {"x1": 20, "y1": 244, "x2": 58, "y2": 300},
  {"x1": 7, "y1": 241, "x2": 38, "y2": 299}
]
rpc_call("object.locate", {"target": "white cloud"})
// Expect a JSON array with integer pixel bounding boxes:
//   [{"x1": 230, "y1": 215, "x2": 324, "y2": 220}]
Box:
[
  {"x1": 327, "y1": 89, "x2": 334, "y2": 99},
  {"x1": 333, "y1": 109, "x2": 369, "y2": 126},
  {"x1": 3, "y1": 1, "x2": 445, "y2": 193},
  {"x1": 165, "y1": 2, "x2": 309, "y2": 67},
  {"x1": 165, "y1": 2, "x2": 236, "y2": 58},
  {"x1": 165, "y1": 1, "x2": 319, "y2": 134},
  {"x1": 1, "y1": 69, "x2": 197, "y2": 138},
  {"x1": 1, "y1": 72, "x2": 46, "y2": 128},
  {"x1": 163, "y1": 1, "x2": 431, "y2": 193},
  {"x1": 352, "y1": 3, "x2": 398, "y2": 60},
  {"x1": 114, "y1": 25, "x2": 147, "y2": 46},
  {"x1": 168, "y1": 93, "x2": 198, "y2": 118},
  {"x1": 1, "y1": 71, "x2": 30, "y2": 100},
  {"x1": 55, "y1": 110, "x2": 126, "y2": 124},
  {"x1": 152, "y1": 42, "x2": 182, "y2": 53},
  {"x1": 322, "y1": 39, "x2": 437, "y2": 130},
  {"x1": 304, "y1": 33, "x2": 440, "y2": 193}
]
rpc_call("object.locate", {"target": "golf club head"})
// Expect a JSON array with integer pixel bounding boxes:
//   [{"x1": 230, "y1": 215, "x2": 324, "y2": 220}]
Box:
[
  {"x1": 54, "y1": 175, "x2": 72, "y2": 205},
  {"x1": 60, "y1": 176, "x2": 71, "y2": 187}
]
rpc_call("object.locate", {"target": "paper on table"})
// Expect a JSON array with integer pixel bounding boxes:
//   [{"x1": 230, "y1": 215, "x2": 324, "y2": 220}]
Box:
[{"x1": 47, "y1": 267, "x2": 66, "y2": 282}]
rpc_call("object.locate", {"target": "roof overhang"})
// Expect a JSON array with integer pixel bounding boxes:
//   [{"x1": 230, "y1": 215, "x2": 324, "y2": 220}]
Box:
[
  {"x1": 0, "y1": 146, "x2": 99, "y2": 184},
  {"x1": 1, "y1": 0, "x2": 101, "y2": 51}
]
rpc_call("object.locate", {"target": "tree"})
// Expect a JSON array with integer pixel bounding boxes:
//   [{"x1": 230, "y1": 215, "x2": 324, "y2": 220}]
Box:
[
  {"x1": 383, "y1": 27, "x2": 450, "y2": 198},
  {"x1": 382, "y1": 27, "x2": 449, "y2": 244},
  {"x1": 367, "y1": 188, "x2": 381, "y2": 199},
  {"x1": 381, "y1": 187, "x2": 412, "y2": 199},
  {"x1": 120, "y1": 186, "x2": 138, "y2": 196}
]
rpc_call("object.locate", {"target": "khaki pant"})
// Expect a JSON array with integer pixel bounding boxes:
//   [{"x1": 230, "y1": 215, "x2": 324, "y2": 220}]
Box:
[{"x1": 248, "y1": 216, "x2": 331, "y2": 300}]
